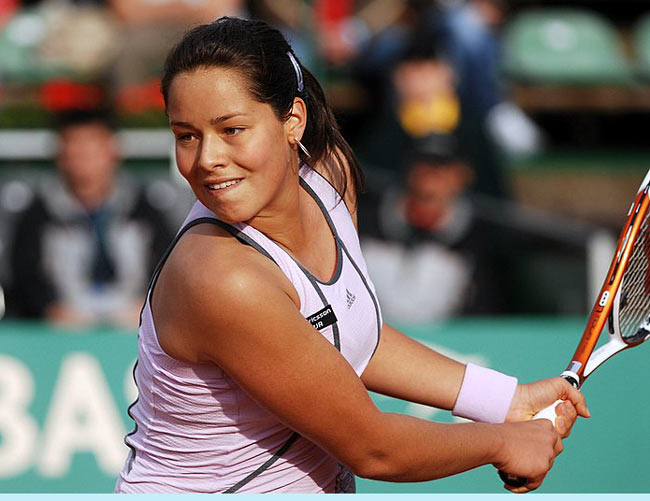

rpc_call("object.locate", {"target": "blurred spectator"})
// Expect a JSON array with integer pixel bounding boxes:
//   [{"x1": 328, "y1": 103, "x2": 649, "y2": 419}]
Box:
[
  {"x1": 0, "y1": 0, "x2": 119, "y2": 84},
  {"x1": 356, "y1": 35, "x2": 460, "y2": 180},
  {"x1": 255, "y1": 0, "x2": 410, "y2": 70},
  {"x1": 353, "y1": 0, "x2": 540, "y2": 197},
  {"x1": 357, "y1": 135, "x2": 509, "y2": 323},
  {"x1": 2, "y1": 0, "x2": 245, "y2": 103},
  {"x1": 437, "y1": 0, "x2": 504, "y2": 118},
  {"x1": 437, "y1": 0, "x2": 542, "y2": 190},
  {"x1": 6, "y1": 109, "x2": 174, "y2": 328},
  {"x1": 109, "y1": 0, "x2": 246, "y2": 89}
]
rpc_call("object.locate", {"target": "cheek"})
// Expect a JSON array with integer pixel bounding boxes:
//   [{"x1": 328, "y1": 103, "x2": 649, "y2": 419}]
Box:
[
  {"x1": 175, "y1": 146, "x2": 196, "y2": 181},
  {"x1": 238, "y1": 133, "x2": 290, "y2": 176}
]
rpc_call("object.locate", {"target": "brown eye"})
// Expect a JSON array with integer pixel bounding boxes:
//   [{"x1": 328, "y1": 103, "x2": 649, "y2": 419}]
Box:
[{"x1": 176, "y1": 134, "x2": 194, "y2": 143}]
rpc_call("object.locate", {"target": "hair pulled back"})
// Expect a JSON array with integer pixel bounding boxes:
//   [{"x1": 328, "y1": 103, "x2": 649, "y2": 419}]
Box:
[{"x1": 161, "y1": 17, "x2": 364, "y2": 201}]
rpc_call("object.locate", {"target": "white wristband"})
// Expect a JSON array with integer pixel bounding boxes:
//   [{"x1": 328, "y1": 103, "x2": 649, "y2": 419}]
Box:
[{"x1": 452, "y1": 363, "x2": 518, "y2": 424}]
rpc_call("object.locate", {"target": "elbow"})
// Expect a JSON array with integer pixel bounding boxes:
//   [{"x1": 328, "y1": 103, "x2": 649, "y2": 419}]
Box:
[
  {"x1": 341, "y1": 439, "x2": 401, "y2": 482},
  {"x1": 349, "y1": 458, "x2": 393, "y2": 482},
  {"x1": 329, "y1": 413, "x2": 414, "y2": 482}
]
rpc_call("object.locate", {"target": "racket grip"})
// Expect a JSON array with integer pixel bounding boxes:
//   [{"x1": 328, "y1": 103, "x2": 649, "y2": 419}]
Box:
[
  {"x1": 532, "y1": 399, "x2": 563, "y2": 424},
  {"x1": 498, "y1": 399, "x2": 563, "y2": 488}
]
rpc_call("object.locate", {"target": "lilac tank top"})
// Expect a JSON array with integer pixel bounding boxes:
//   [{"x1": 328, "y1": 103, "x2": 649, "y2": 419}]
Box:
[{"x1": 115, "y1": 166, "x2": 382, "y2": 493}]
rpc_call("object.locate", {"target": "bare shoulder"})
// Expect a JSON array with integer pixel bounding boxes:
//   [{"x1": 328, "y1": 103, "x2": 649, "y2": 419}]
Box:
[{"x1": 151, "y1": 222, "x2": 300, "y2": 364}]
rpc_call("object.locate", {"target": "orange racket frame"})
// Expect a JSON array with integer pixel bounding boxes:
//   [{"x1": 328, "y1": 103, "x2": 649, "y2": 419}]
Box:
[{"x1": 561, "y1": 180, "x2": 650, "y2": 388}]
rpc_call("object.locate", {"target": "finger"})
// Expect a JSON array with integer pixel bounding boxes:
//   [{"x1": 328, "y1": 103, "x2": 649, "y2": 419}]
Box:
[
  {"x1": 555, "y1": 402, "x2": 577, "y2": 438},
  {"x1": 520, "y1": 476, "x2": 544, "y2": 493},
  {"x1": 561, "y1": 383, "x2": 590, "y2": 418},
  {"x1": 555, "y1": 415, "x2": 570, "y2": 438},
  {"x1": 562, "y1": 400, "x2": 578, "y2": 423},
  {"x1": 553, "y1": 434, "x2": 564, "y2": 457},
  {"x1": 505, "y1": 481, "x2": 534, "y2": 494}
]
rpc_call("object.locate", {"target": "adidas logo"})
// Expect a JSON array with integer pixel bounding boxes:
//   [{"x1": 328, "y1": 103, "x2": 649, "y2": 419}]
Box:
[{"x1": 346, "y1": 289, "x2": 356, "y2": 309}]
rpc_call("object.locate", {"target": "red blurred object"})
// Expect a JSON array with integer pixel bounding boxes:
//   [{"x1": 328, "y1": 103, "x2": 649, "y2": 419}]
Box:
[
  {"x1": 40, "y1": 80, "x2": 105, "y2": 111},
  {"x1": 0, "y1": 0, "x2": 18, "y2": 29},
  {"x1": 315, "y1": 0, "x2": 351, "y2": 25},
  {"x1": 314, "y1": 0, "x2": 357, "y2": 65},
  {"x1": 115, "y1": 79, "x2": 165, "y2": 114}
]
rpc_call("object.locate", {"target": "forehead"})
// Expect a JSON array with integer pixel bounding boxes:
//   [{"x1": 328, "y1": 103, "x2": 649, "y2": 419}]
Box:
[
  {"x1": 408, "y1": 163, "x2": 456, "y2": 190},
  {"x1": 60, "y1": 123, "x2": 113, "y2": 141},
  {"x1": 166, "y1": 67, "x2": 260, "y2": 117}
]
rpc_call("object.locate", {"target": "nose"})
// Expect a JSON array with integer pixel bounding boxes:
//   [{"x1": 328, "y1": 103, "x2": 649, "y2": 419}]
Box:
[{"x1": 197, "y1": 134, "x2": 227, "y2": 171}]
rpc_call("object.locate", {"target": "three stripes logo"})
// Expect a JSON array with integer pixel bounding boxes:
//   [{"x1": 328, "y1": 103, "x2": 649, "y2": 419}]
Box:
[{"x1": 346, "y1": 289, "x2": 356, "y2": 309}]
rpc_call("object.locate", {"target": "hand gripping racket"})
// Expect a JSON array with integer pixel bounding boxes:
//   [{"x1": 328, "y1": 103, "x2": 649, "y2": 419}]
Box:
[{"x1": 499, "y1": 168, "x2": 650, "y2": 488}]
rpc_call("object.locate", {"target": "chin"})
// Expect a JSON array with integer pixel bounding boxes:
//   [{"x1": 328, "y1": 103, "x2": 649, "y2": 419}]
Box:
[{"x1": 202, "y1": 202, "x2": 255, "y2": 226}]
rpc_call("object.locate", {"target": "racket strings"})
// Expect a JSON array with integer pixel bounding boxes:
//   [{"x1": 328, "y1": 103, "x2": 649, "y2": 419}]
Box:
[{"x1": 618, "y1": 211, "x2": 650, "y2": 342}]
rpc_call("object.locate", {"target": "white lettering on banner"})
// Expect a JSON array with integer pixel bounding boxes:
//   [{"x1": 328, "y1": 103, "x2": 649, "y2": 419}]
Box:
[
  {"x1": 38, "y1": 353, "x2": 128, "y2": 477},
  {"x1": 0, "y1": 355, "x2": 38, "y2": 476}
]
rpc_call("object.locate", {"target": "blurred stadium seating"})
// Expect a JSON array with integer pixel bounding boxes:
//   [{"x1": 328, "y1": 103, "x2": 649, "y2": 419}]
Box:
[{"x1": 503, "y1": 8, "x2": 632, "y2": 85}]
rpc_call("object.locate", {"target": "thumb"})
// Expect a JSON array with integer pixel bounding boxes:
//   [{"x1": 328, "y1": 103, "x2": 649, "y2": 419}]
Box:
[{"x1": 559, "y1": 382, "x2": 590, "y2": 418}]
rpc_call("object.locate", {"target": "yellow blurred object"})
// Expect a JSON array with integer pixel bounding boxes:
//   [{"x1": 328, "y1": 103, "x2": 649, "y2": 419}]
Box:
[{"x1": 398, "y1": 93, "x2": 460, "y2": 137}]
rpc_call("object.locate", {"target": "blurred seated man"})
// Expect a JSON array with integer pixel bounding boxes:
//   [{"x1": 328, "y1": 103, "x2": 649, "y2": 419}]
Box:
[
  {"x1": 7, "y1": 110, "x2": 174, "y2": 328},
  {"x1": 356, "y1": 34, "x2": 461, "y2": 178},
  {"x1": 357, "y1": 135, "x2": 509, "y2": 323}
]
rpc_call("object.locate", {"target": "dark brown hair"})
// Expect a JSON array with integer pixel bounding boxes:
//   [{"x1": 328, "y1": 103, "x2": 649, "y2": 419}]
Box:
[{"x1": 161, "y1": 17, "x2": 364, "y2": 201}]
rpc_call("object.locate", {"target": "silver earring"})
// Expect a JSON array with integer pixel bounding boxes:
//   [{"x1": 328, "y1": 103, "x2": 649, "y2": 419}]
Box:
[{"x1": 295, "y1": 139, "x2": 311, "y2": 159}]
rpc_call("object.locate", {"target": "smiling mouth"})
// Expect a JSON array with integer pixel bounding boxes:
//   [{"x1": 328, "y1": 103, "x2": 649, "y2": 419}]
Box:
[{"x1": 206, "y1": 179, "x2": 243, "y2": 191}]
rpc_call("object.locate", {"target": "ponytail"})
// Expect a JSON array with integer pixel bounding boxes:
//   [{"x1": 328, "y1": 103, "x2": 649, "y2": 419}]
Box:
[{"x1": 299, "y1": 62, "x2": 365, "y2": 202}]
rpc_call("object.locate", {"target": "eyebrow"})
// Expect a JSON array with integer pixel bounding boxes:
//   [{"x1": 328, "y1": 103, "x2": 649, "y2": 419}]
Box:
[{"x1": 170, "y1": 113, "x2": 248, "y2": 128}]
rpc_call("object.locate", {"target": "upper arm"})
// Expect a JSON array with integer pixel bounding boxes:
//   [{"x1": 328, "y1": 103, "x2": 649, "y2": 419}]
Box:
[{"x1": 153, "y1": 228, "x2": 383, "y2": 469}]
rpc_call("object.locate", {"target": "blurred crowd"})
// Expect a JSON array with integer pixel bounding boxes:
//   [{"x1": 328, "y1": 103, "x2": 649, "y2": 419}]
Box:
[{"x1": 0, "y1": 0, "x2": 619, "y2": 328}]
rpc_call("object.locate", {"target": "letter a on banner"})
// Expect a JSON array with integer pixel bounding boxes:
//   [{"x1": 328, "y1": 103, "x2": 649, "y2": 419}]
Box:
[{"x1": 38, "y1": 353, "x2": 127, "y2": 477}]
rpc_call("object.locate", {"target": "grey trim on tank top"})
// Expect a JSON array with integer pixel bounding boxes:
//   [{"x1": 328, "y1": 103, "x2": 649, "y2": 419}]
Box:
[
  {"x1": 300, "y1": 170, "x2": 382, "y2": 358},
  {"x1": 123, "y1": 360, "x2": 139, "y2": 474},
  {"x1": 293, "y1": 261, "x2": 341, "y2": 351},
  {"x1": 306, "y1": 166, "x2": 355, "y2": 219},
  {"x1": 336, "y1": 233, "x2": 382, "y2": 359},
  {"x1": 290, "y1": 177, "x2": 343, "y2": 286},
  {"x1": 222, "y1": 432, "x2": 301, "y2": 493}
]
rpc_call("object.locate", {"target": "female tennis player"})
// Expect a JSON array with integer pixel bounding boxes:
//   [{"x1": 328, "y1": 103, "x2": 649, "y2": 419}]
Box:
[{"x1": 115, "y1": 17, "x2": 589, "y2": 494}]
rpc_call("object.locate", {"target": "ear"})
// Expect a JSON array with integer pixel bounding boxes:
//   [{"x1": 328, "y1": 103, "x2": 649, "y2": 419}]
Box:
[{"x1": 284, "y1": 97, "x2": 307, "y2": 142}]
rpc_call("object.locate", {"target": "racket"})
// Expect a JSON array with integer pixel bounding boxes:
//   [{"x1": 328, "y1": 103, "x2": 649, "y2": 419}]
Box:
[{"x1": 499, "y1": 168, "x2": 650, "y2": 488}]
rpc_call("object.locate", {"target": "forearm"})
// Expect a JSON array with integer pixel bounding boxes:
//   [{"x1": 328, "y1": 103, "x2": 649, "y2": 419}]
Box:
[
  {"x1": 361, "y1": 323, "x2": 466, "y2": 410},
  {"x1": 358, "y1": 412, "x2": 503, "y2": 482}
]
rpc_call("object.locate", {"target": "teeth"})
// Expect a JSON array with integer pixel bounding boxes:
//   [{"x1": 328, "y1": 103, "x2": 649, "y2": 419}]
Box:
[{"x1": 208, "y1": 179, "x2": 241, "y2": 190}]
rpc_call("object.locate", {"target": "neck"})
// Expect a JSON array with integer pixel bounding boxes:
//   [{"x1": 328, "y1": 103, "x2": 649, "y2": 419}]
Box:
[
  {"x1": 70, "y1": 181, "x2": 114, "y2": 212},
  {"x1": 247, "y1": 173, "x2": 312, "y2": 255}
]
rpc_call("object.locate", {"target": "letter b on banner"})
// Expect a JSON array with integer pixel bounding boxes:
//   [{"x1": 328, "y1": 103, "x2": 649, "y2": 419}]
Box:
[{"x1": 0, "y1": 355, "x2": 38, "y2": 476}]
